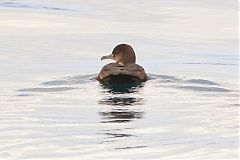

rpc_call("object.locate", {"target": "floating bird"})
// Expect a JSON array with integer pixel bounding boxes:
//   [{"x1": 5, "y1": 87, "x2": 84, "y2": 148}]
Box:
[{"x1": 97, "y1": 44, "x2": 148, "y2": 86}]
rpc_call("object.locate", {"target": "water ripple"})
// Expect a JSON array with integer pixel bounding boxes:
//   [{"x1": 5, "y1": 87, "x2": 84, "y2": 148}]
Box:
[
  {"x1": 18, "y1": 87, "x2": 76, "y2": 92},
  {"x1": 0, "y1": 1, "x2": 79, "y2": 12}
]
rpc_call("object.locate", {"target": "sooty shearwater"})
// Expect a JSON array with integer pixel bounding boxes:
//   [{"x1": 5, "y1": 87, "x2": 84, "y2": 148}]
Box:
[{"x1": 97, "y1": 44, "x2": 148, "y2": 85}]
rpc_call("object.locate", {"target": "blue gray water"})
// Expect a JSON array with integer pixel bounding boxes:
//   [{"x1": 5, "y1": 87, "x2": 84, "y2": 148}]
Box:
[{"x1": 0, "y1": 0, "x2": 239, "y2": 160}]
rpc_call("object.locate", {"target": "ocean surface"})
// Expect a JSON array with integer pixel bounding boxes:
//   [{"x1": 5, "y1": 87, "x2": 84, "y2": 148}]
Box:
[{"x1": 0, "y1": 0, "x2": 239, "y2": 160}]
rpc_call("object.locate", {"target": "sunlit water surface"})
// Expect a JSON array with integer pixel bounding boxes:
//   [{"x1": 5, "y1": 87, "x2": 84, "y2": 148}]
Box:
[{"x1": 0, "y1": 0, "x2": 239, "y2": 160}]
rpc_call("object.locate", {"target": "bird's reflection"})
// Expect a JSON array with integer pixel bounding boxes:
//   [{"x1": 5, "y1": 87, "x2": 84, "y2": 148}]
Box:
[
  {"x1": 99, "y1": 107, "x2": 144, "y2": 123},
  {"x1": 99, "y1": 97, "x2": 143, "y2": 106},
  {"x1": 101, "y1": 82, "x2": 145, "y2": 94},
  {"x1": 97, "y1": 84, "x2": 146, "y2": 149},
  {"x1": 98, "y1": 83, "x2": 145, "y2": 123},
  {"x1": 98, "y1": 128, "x2": 135, "y2": 144}
]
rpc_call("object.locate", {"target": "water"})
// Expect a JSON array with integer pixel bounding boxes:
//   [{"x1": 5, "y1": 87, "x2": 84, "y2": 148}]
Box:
[{"x1": 0, "y1": 0, "x2": 239, "y2": 159}]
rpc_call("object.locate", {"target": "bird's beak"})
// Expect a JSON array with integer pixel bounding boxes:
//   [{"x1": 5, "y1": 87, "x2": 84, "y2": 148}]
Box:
[{"x1": 101, "y1": 54, "x2": 113, "y2": 60}]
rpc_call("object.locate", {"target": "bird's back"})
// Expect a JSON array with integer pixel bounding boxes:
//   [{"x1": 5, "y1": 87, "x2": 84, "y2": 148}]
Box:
[{"x1": 97, "y1": 63, "x2": 147, "y2": 85}]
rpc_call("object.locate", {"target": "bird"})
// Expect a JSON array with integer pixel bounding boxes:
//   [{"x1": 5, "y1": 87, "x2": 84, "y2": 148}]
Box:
[{"x1": 96, "y1": 44, "x2": 148, "y2": 85}]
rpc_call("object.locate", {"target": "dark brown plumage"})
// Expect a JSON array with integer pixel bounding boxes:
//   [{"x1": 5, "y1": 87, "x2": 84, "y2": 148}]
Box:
[{"x1": 97, "y1": 44, "x2": 148, "y2": 84}]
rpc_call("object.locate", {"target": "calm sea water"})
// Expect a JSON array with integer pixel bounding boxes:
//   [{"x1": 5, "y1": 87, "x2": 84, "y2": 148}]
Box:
[{"x1": 0, "y1": 0, "x2": 239, "y2": 160}]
